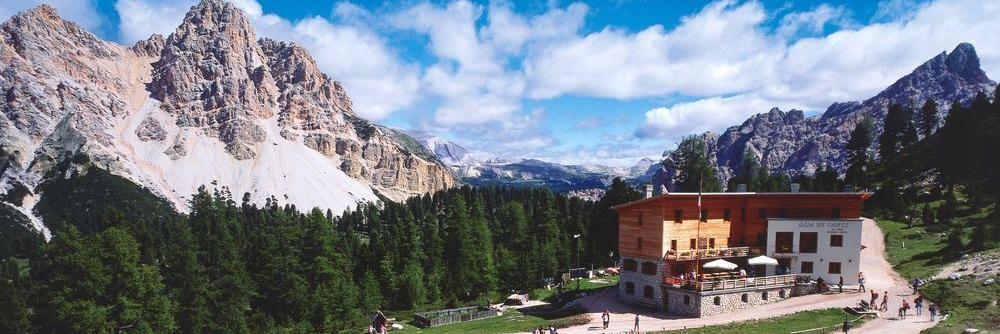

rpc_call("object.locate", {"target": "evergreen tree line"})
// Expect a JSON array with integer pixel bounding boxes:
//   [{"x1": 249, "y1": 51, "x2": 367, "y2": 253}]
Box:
[
  {"x1": 669, "y1": 136, "x2": 843, "y2": 193},
  {"x1": 857, "y1": 87, "x2": 1000, "y2": 252},
  {"x1": 0, "y1": 181, "x2": 640, "y2": 333}
]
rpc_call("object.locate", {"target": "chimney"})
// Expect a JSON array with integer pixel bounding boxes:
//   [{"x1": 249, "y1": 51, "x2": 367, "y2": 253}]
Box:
[
  {"x1": 644, "y1": 184, "x2": 653, "y2": 198},
  {"x1": 737, "y1": 184, "x2": 747, "y2": 192},
  {"x1": 790, "y1": 183, "x2": 800, "y2": 193}
]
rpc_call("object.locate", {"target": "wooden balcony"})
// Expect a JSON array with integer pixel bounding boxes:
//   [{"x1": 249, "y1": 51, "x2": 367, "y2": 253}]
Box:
[
  {"x1": 663, "y1": 246, "x2": 761, "y2": 261},
  {"x1": 663, "y1": 274, "x2": 809, "y2": 292}
]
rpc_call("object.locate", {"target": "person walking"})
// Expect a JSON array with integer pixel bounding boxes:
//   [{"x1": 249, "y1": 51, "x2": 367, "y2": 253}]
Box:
[
  {"x1": 838, "y1": 276, "x2": 844, "y2": 293},
  {"x1": 634, "y1": 314, "x2": 640, "y2": 332},
  {"x1": 880, "y1": 291, "x2": 889, "y2": 311},
  {"x1": 929, "y1": 304, "x2": 937, "y2": 321},
  {"x1": 912, "y1": 277, "x2": 922, "y2": 294},
  {"x1": 902, "y1": 299, "x2": 910, "y2": 319},
  {"x1": 858, "y1": 272, "x2": 866, "y2": 292},
  {"x1": 915, "y1": 296, "x2": 923, "y2": 316},
  {"x1": 870, "y1": 290, "x2": 878, "y2": 309},
  {"x1": 602, "y1": 310, "x2": 610, "y2": 329}
]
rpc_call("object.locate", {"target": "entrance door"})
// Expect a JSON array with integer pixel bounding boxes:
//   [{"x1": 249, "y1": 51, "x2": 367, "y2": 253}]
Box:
[
  {"x1": 662, "y1": 289, "x2": 670, "y2": 313},
  {"x1": 777, "y1": 258, "x2": 792, "y2": 275}
]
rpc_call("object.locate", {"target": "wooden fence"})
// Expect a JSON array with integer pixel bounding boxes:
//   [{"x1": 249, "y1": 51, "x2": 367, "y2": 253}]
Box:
[{"x1": 413, "y1": 306, "x2": 499, "y2": 328}]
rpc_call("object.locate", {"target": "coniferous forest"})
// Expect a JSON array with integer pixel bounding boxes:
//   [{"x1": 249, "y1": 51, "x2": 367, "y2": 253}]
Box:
[{"x1": 0, "y1": 181, "x2": 640, "y2": 333}]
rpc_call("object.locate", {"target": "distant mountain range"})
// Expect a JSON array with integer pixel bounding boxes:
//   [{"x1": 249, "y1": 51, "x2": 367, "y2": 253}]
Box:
[
  {"x1": 651, "y1": 42, "x2": 996, "y2": 191},
  {"x1": 405, "y1": 130, "x2": 658, "y2": 198},
  {"x1": 409, "y1": 43, "x2": 997, "y2": 196}
]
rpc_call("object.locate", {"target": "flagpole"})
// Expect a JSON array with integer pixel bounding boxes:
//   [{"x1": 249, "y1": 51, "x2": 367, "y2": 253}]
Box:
[{"x1": 695, "y1": 172, "x2": 703, "y2": 279}]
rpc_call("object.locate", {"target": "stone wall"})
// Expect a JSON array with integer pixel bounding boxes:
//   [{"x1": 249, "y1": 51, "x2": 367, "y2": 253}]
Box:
[
  {"x1": 663, "y1": 284, "x2": 813, "y2": 317},
  {"x1": 618, "y1": 256, "x2": 666, "y2": 309}
]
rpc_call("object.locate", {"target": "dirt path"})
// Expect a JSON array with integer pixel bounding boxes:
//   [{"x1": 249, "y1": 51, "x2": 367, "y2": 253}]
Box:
[{"x1": 548, "y1": 219, "x2": 938, "y2": 334}]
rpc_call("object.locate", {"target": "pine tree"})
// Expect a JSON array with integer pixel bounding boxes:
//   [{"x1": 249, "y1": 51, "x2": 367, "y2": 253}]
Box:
[
  {"x1": 160, "y1": 218, "x2": 211, "y2": 334},
  {"x1": 845, "y1": 116, "x2": 873, "y2": 189},
  {"x1": 189, "y1": 188, "x2": 252, "y2": 334},
  {"x1": 359, "y1": 270, "x2": 383, "y2": 314},
  {"x1": 879, "y1": 104, "x2": 908, "y2": 165},
  {"x1": 919, "y1": 99, "x2": 939, "y2": 137},
  {"x1": 674, "y1": 136, "x2": 722, "y2": 192},
  {"x1": 0, "y1": 257, "x2": 30, "y2": 333}
]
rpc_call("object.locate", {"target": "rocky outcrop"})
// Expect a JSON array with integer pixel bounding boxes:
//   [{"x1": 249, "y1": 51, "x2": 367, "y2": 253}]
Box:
[
  {"x1": 0, "y1": 1, "x2": 455, "y2": 227},
  {"x1": 653, "y1": 43, "x2": 997, "y2": 190}
]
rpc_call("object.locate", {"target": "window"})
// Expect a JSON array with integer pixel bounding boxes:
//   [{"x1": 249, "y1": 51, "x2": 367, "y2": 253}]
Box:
[
  {"x1": 690, "y1": 238, "x2": 697, "y2": 250},
  {"x1": 779, "y1": 290, "x2": 786, "y2": 298},
  {"x1": 758, "y1": 208, "x2": 767, "y2": 218},
  {"x1": 724, "y1": 208, "x2": 731, "y2": 221},
  {"x1": 799, "y1": 232, "x2": 818, "y2": 253},
  {"x1": 643, "y1": 286, "x2": 654, "y2": 299},
  {"x1": 670, "y1": 240, "x2": 677, "y2": 251},
  {"x1": 683, "y1": 295, "x2": 690, "y2": 305},
  {"x1": 641, "y1": 262, "x2": 657, "y2": 275},
  {"x1": 625, "y1": 282, "x2": 635, "y2": 295},
  {"x1": 762, "y1": 292, "x2": 768, "y2": 300},
  {"x1": 709, "y1": 238, "x2": 716, "y2": 249},
  {"x1": 637, "y1": 238, "x2": 643, "y2": 250},
  {"x1": 830, "y1": 234, "x2": 844, "y2": 247},
  {"x1": 713, "y1": 296, "x2": 721, "y2": 305},
  {"x1": 741, "y1": 294, "x2": 748, "y2": 303},
  {"x1": 623, "y1": 259, "x2": 637, "y2": 272},
  {"x1": 801, "y1": 261, "x2": 814, "y2": 273},
  {"x1": 778, "y1": 208, "x2": 789, "y2": 218},
  {"x1": 775, "y1": 232, "x2": 794, "y2": 253},
  {"x1": 831, "y1": 208, "x2": 841, "y2": 219},
  {"x1": 828, "y1": 262, "x2": 842, "y2": 274},
  {"x1": 700, "y1": 209, "x2": 708, "y2": 222},
  {"x1": 674, "y1": 209, "x2": 683, "y2": 223},
  {"x1": 741, "y1": 208, "x2": 747, "y2": 222}
]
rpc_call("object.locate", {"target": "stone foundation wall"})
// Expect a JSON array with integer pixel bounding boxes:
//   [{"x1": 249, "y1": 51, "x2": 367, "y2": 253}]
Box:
[
  {"x1": 663, "y1": 284, "x2": 814, "y2": 317},
  {"x1": 617, "y1": 256, "x2": 665, "y2": 308}
]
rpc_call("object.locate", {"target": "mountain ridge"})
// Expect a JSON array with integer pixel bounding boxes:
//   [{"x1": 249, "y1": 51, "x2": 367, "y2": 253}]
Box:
[
  {"x1": 651, "y1": 42, "x2": 996, "y2": 190},
  {"x1": 0, "y1": 1, "x2": 455, "y2": 234}
]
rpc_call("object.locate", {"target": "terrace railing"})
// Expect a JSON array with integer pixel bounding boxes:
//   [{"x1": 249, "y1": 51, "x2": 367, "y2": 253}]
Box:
[
  {"x1": 663, "y1": 246, "x2": 761, "y2": 261},
  {"x1": 663, "y1": 274, "x2": 809, "y2": 292}
]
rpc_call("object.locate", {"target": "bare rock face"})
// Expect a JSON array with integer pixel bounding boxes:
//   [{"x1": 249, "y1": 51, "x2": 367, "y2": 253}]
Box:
[
  {"x1": 130, "y1": 34, "x2": 165, "y2": 58},
  {"x1": 149, "y1": 0, "x2": 276, "y2": 159},
  {"x1": 0, "y1": 1, "x2": 456, "y2": 226},
  {"x1": 135, "y1": 117, "x2": 166, "y2": 141},
  {"x1": 653, "y1": 43, "x2": 997, "y2": 190}
]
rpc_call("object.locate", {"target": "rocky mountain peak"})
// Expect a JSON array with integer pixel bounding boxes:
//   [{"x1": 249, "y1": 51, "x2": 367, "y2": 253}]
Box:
[
  {"x1": 150, "y1": 0, "x2": 277, "y2": 159},
  {"x1": 945, "y1": 42, "x2": 990, "y2": 83}
]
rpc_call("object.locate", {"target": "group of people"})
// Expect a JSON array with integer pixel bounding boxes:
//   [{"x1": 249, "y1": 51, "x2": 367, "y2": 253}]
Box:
[
  {"x1": 530, "y1": 326, "x2": 560, "y2": 334},
  {"x1": 869, "y1": 289, "x2": 938, "y2": 321},
  {"x1": 597, "y1": 310, "x2": 640, "y2": 333}
]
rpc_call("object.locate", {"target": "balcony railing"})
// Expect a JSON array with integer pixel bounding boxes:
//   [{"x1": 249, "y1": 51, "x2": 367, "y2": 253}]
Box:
[
  {"x1": 663, "y1": 274, "x2": 809, "y2": 292},
  {"x1": 664, "y1": 246, "x2": 762, "y2": 261}
]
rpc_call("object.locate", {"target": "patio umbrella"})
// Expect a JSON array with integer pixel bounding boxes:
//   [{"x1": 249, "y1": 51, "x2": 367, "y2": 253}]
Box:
[
  {"x1": 748, "y1": 255, "x2": 779, "y2": 266},
  {"x1": 702, "y1": 259, "x2": 738, "y2": 270}
]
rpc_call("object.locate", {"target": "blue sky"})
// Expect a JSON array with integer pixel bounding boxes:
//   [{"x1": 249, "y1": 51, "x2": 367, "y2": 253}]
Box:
[{"x1": 2, "y1": 0, "x2": 997, "y2": 167}]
